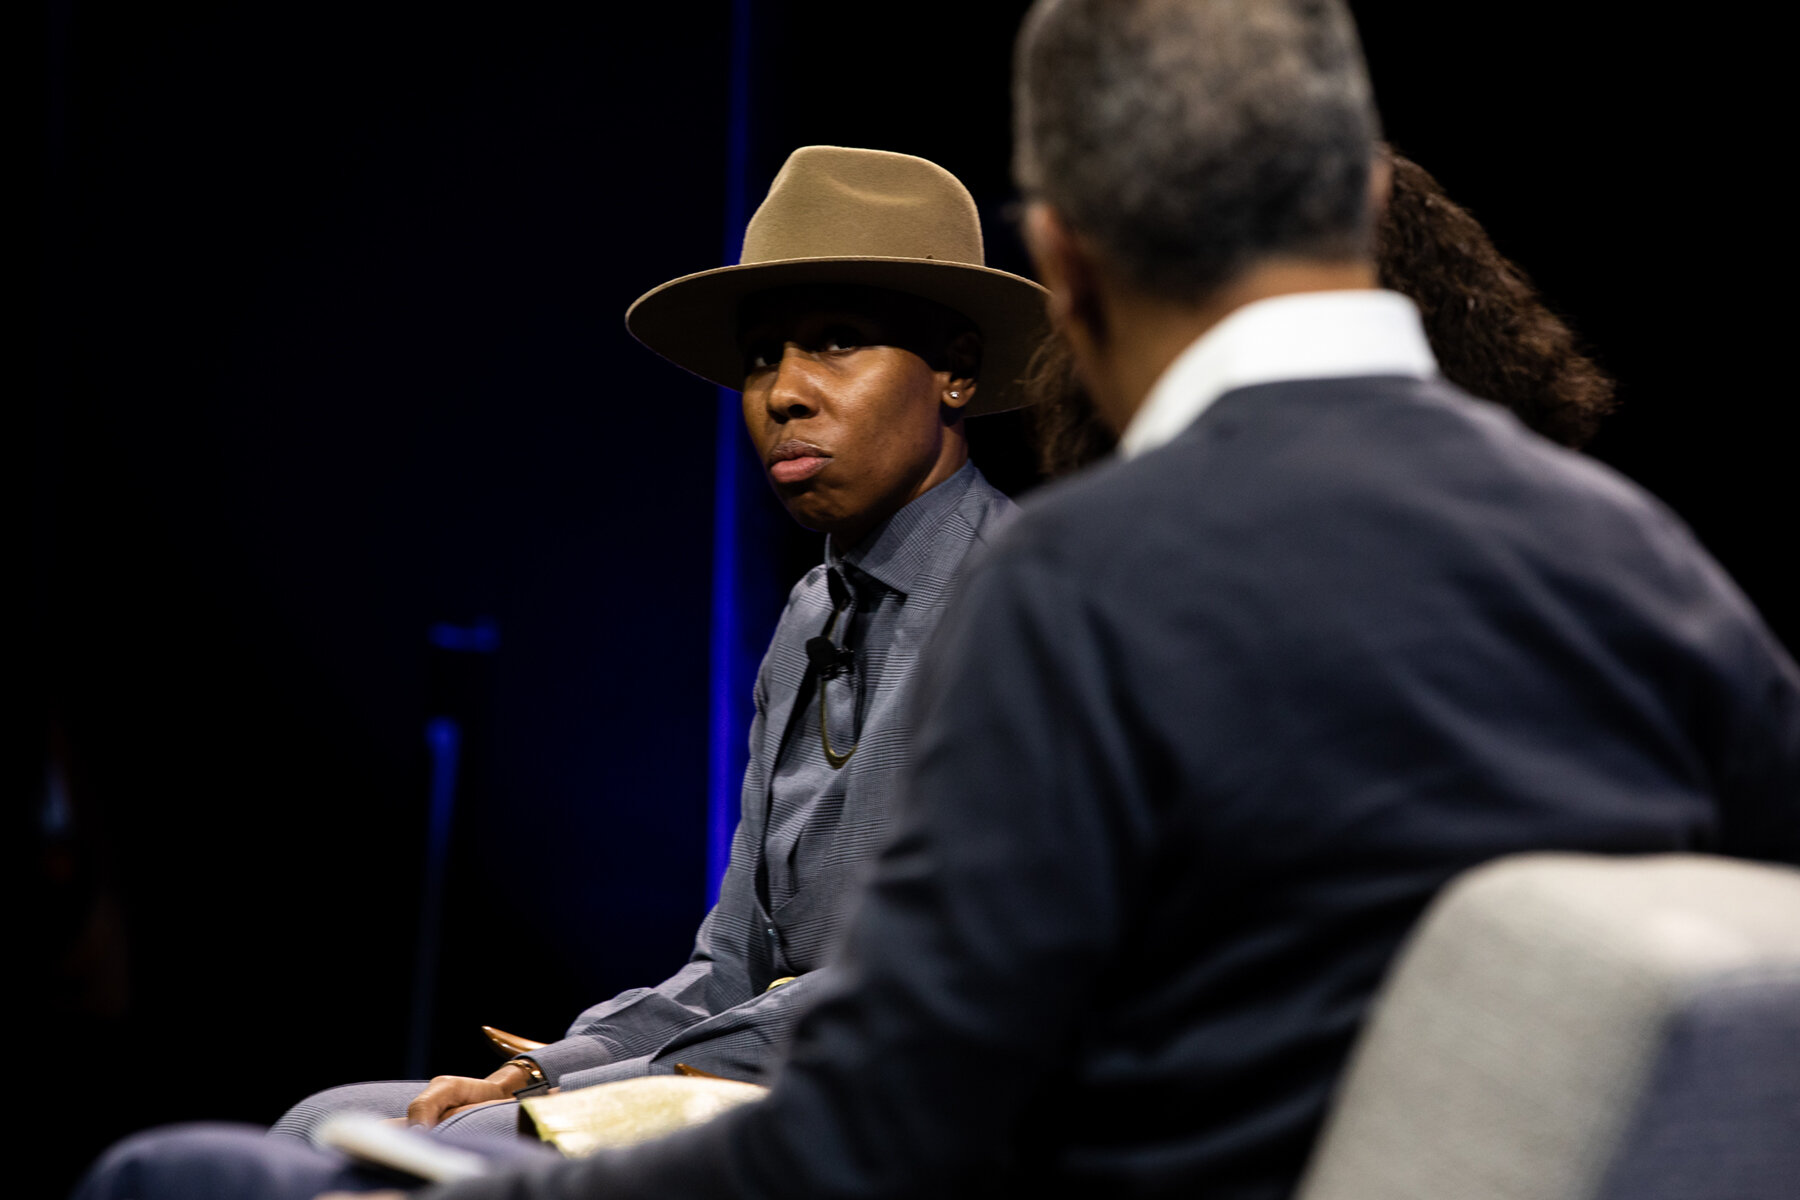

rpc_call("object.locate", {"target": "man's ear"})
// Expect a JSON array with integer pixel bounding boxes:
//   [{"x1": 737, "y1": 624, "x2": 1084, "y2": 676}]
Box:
[
  {"x1": 1023, "y1": 203, "x2": 1107, "y2": 348},
  {"x1": 1367, "y1": 147, "x2": 1393, "y2": 223}
]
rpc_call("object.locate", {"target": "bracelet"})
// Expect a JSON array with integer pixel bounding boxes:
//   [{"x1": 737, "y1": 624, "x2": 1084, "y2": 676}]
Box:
[{"x1": 506, "y1": 1056, "x2": 550, "y2": 1098}]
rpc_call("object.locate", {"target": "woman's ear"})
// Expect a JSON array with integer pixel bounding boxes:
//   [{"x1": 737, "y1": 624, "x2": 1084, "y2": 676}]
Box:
[{"x1": 943, "y1": 330, "x2": 981, "y2": 410}]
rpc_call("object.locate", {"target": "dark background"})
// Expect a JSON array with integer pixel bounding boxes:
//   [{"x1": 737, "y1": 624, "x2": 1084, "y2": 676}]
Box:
[{"x1": 28, "y1": 2, "x2": 1787, "y2": 1192}]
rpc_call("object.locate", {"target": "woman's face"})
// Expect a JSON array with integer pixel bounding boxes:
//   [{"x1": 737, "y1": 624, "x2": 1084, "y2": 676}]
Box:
[{"x1": 738, "y1": 286, "x2": 974, "y2": 549}]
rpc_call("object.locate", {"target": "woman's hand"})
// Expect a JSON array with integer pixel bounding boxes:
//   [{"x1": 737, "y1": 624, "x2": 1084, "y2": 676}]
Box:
[{"x1": 405, "y1": 1061, "x2": 532, "y2": 1127}]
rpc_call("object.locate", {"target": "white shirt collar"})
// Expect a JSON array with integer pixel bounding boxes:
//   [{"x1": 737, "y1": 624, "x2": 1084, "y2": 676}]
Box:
[{"x1": 1118, "y1": 289, "x2": 1438, "y2": 459}]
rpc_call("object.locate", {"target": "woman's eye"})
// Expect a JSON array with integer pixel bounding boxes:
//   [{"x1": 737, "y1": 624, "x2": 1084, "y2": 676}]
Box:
[
  {"x1": 745, "y1": 343, "x2": 780, "y2": 371},
  {"x1": 820, "y1": 327, "x2": 863, "y2": 352}
]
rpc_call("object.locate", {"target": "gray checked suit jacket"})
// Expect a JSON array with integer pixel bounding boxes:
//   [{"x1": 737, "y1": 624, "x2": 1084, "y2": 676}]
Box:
[{"x1": 528, "y1": 464, "x2": 1016, "y2": 1089}]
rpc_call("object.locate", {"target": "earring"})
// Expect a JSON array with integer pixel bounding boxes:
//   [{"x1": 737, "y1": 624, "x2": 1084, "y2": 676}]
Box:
[{"x1": 948, "y1": 391, "x2": 960, "y2": 399}]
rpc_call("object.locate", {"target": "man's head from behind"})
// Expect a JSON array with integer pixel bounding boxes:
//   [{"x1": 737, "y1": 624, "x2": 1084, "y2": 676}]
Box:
[
  {"x1": 1014, "y1": 0, "x2": 1381, "y2": 426},
  {"x1": 1016, "y1": 0, "x2": 1378, "y2": 303}
]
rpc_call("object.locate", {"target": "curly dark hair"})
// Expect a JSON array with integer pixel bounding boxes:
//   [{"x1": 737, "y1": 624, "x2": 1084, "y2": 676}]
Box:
[
  {"x1": 1026, "y1": 146, "x2": 1617, "y2": 477},
  {"x1": 1377, "y1": 149, "x2": 1615, "y2": 450},
  {"x1": 1019, "y1": 334, "x2": 1113, "y2": 478}
]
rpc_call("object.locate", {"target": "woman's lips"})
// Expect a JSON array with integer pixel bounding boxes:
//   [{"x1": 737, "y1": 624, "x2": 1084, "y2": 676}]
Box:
[
  {"x1": 771, "y1": 456, "x2": 829, "y2": 484},
  {"x1": 768, "y1": 440, "x2": 831, "y2": 485}
]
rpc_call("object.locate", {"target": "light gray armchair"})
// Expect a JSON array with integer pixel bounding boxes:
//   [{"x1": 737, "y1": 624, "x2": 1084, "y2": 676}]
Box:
[{"x1": 1295, "y1": 853, "x2": 1800, "y2": 1200}]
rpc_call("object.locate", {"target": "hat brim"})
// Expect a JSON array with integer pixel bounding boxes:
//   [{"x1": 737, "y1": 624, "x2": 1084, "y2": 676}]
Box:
[{"x1": 624, "y1": 257, "x2": 1051, "y2": 417}]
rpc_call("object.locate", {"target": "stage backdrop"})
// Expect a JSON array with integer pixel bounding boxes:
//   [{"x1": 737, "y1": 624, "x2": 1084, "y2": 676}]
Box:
[{"x1": 30, "y1": 2, "x2": 1788, "y2": 1192}]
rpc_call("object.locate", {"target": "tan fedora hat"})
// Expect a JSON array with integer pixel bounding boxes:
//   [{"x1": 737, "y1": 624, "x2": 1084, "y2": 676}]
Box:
[{"x1": 625, "y1": 145, "x2": 1050, "y2": 417}]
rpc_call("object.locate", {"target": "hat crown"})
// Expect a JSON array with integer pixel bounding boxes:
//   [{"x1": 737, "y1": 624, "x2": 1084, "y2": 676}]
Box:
[{"x1": 740, "y1": 146, "x2": 986, "y2": 268}]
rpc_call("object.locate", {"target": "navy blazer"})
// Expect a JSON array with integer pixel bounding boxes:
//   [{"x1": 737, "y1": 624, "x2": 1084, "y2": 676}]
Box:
[{"x1": 438, "y1": 376, "x2": 1800, "y2": 1199}]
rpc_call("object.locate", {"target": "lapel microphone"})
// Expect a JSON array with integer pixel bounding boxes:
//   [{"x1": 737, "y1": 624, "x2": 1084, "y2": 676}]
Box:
[{"x1": 806, "y1": 636, "x2": 855, "y2": 677}]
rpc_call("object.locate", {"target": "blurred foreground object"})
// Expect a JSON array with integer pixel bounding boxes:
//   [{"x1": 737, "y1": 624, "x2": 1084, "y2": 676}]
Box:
[{"x1": 1297, "y1": 853, "x2": 1800, "y2": 1200}]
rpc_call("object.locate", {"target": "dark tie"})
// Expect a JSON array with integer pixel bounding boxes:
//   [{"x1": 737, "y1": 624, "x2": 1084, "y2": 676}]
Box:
[{"x1": 804, "y1": 567, "x2": 859, "y2": 769}]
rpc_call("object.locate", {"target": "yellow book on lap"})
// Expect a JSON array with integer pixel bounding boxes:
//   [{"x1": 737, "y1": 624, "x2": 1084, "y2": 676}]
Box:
[{"x1": 520, "y1": 1075, "x2": 769, "y2": 1158}]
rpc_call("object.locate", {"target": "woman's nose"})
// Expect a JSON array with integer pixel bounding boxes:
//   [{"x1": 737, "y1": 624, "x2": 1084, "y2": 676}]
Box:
[{"x1": 766, "y1": 345, "x2": 821, "y2": 421}]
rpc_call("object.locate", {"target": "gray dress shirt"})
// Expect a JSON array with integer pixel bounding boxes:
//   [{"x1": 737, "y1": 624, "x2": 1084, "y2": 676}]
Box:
[{"x1": 526, "y1": 461, "x2": 1016, "y2": 1088}]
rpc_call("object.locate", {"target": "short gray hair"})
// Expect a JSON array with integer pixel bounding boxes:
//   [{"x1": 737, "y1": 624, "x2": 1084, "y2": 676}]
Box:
[{"x1": 1014, "y1": 0, "x2": 1380, "y2": 302}]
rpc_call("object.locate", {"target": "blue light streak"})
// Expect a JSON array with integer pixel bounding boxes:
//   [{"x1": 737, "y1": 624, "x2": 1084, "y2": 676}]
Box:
[{"x1": 706, "y1": 0, "x2": 756, "y2": 904}]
